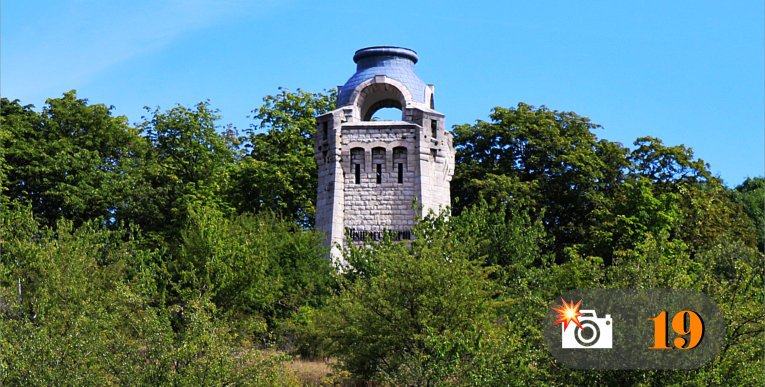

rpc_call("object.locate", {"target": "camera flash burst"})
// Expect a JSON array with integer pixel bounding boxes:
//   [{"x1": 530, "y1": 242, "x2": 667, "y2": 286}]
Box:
[{"x1": 552, "y1": 298, "x2": 583, "y2": 331}]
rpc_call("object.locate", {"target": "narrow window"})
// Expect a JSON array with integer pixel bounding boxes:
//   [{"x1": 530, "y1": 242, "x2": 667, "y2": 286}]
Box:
[
  {"x1": 393, "y1": 147, "x2": 407, "y2": 184},
  {"x1": 351, "y1": 147, "x2": 365, "y2": 184},
  {"x1": 372, "y1": 147, "x2": 386, "y2": 184},
  {"x1": 431, "y1": 148, "x2": 438, "y2": 162},
  {"x1": 431, "y1": 119, "x2": 438, "y2": 138},
  {"x1": 322, "y1": 121, "x2": 328, "y2": 139}
]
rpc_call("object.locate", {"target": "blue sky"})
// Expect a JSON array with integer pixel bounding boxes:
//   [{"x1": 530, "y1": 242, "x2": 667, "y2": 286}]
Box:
[{"x1": 3, "y1": 1, "x2": 762, "y2": 186}]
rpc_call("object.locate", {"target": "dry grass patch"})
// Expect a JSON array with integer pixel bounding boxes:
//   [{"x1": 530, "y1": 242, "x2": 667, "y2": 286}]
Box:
[
  {"x1": 284, "y1": 356, "x2": 355, "y2": 386},
  {"x1": 285, "y1": 356, "x2": 332, "y2": 384}
]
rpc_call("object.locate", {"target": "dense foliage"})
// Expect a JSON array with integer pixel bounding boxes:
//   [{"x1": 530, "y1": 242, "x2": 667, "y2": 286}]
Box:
[{"x1": 1, "y1": 92, "x2": 762, "y2": 385}]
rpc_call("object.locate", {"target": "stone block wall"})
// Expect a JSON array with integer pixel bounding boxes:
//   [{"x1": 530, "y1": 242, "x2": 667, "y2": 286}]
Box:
[{"x1": 340, "y1": 122, "x2": 419, "y2": 241}]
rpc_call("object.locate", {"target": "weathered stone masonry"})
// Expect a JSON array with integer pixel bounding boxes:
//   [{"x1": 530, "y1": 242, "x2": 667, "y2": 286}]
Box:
[{"x1": 314, "y1": 47, "x2": 455, "y2": 264}]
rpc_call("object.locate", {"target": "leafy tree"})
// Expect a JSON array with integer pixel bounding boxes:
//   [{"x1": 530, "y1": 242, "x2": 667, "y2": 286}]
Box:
[
  {"x1": 130, "y1": 101, "x2": 236, "y2": 240},
  {"x1": 729, "y1": 177, "x2": 764, "y2": 250},
  {"x1": 623, "y1": 137, "x2": 757, "y2": 254},
  {"x1": 163, "y1": 295, "x2": 299, "y2": 386},
  {"x1": 1, "y1": 92, "x2": 145, "y2": 228},
  {"x1": 586, "y1": 178, "x2": 679, "y2": 262},
  {"x1": 672, "y1": 182, "x2": 757, "y2": 255},
  {"x1": 227, "y1": 88, "x2": 336, "y2": 226},
  {"x1": 452, "y1": 103, "x2": 630, "y2": 261},
  {"x1": 306, "y1": 203, "x2": 556, "y2": 384},
  {"x1": 694, "y1": 238, "x2": 764, "y2": 385},
  {"x1": 629, "y1": 136, "x2": 711, "y2": 185},
  {"x1": 1, "y1": 202, "x2": 165, "y2": 384},
  {"x1": 314, "y1": 210, "x2": 499, "y2": 383},
  {"x1": 0, "y1": 202, "x2": 299, "y2": 385},
  {"x1": 172, "y1": 205, "x2": 333, "y2": 336},
  {"x1": 452, "y1": 103, "x2": 757, "y2": 263}
]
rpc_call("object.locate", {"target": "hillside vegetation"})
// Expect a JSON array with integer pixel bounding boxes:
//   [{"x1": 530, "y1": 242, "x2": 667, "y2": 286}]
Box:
[{"x1": 1, "y1": 90, "x2": 762, "y2": 385}]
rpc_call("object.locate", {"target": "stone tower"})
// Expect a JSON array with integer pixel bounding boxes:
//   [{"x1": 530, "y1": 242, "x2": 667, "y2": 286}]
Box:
[{"x1": 314, "y1": 46, "x2": 455, "y2": 264}]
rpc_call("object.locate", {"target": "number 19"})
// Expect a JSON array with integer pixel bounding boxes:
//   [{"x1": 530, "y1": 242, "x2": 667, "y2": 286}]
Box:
[{"x1": 648, "y1": 310, "x2": 704, "y2": 349}]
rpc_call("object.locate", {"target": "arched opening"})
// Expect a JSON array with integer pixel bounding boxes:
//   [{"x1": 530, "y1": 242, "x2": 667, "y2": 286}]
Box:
[
  {"x1": 369, "y1": 106, "x2": 402, "y2": 121},
  {"x1": 356, "y1": 82, "x2": 407, "y2": 121}
]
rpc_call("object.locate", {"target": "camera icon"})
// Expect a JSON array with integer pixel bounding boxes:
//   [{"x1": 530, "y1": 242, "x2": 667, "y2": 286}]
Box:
[{"x1": 561, "y1": 310, "x2": 613, "y2": 349}]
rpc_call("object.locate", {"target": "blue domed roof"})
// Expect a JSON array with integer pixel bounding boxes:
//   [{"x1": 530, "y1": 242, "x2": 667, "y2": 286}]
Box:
[{"x1": 336, "y1": 46, "x2": 427, "y2": 107}]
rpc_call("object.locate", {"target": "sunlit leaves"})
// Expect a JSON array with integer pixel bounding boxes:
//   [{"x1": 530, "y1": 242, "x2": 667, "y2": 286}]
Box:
[{"x1": 227, "y1": 88, "x2": 336, "y2": 226}]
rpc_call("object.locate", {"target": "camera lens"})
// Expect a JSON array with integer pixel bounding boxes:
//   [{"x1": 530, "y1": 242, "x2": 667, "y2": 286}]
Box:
[{"x1": 575, "y1": 322, "x2": 601, "y2": 347}]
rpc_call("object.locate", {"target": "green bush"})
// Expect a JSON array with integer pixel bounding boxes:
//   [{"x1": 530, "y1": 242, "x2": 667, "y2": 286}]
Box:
[
  {"x1": 172, "y1": 205, "x2": 333, "y2": 339},
  {"x1": 305, "y1": 206, "x2": 549, "y2": 384},
  {"x1": 0, "y1": 203, "x2": 300, "y2": 385}
]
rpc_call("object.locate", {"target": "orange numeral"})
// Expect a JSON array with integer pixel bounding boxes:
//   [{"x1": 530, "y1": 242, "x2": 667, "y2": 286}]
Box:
[{"x1": 649, "y1": 310, "x2": 704, "y2": 350}]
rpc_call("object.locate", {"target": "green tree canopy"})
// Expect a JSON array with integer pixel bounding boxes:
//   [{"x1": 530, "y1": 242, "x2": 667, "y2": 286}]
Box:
[
  {"x1": 729, "y1": 177, "x2": 764, "y2": 250},
  {"x1": 452, "y1": 103, "x2": 630, "y2": 261},
  {"x1": 227, "y1": 88, "x2": 336, "y2": 227},
  {"x1": 1, "y1": 91, "x2": 145, "y2": 228},
  {"x1": 127, "y1": 101, "x2": 236, "y2": 240},
  {"x1": 170, "y1": 204, "x2": 333, "y2": 335}
]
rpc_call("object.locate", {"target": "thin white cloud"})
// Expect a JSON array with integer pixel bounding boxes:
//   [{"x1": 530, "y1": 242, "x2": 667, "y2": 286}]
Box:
[{"x1": 1, "y1": 0, "x2": 276, "y2": 102}]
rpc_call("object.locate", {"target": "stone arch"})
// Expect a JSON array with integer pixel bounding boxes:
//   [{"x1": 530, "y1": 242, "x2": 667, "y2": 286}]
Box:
[
  {"x1": 348, "y1": 76, "x2": 413, "y2": 121},
  {"x1": 364, "y1": 99, "x2": 402, "y2": 121}
]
